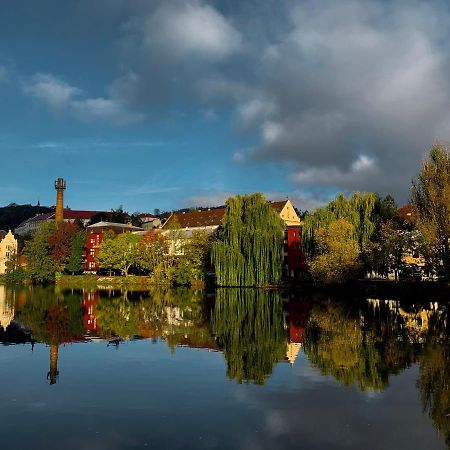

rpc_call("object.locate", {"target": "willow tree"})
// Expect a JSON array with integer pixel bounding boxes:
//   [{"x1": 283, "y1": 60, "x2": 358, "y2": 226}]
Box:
[
  {"x1": 211, "y1": 288, "x2": 287, "y2": 384},
  {"x1": 302, "y1": 192, "x2": 378, "y2": 258},
  {"x1": 412, "y1": 143, "x2": 450, "y2": 279},
  {"x1": 211, "y1": 193, "x2": 285, "y2": 286}
]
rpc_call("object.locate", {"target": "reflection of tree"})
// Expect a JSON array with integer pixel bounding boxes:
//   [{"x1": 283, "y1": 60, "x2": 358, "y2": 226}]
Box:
[
  {"x1": 95, "y1": 288, "x2": 213, "y2": 349},
  {"x1": 304, "y1": 299, "x2": 418, "y2": 391},
  {"x1": 16, "y1": 288, "x2": 84, "y2": 344},
  {"x1": 211, "y1": 288, "x2": 287, "y2": 385},
  {"x1": 15, "y1": 288, "x2": 84, "y2": 384},
  {"x1": 419, "y1": 305, "x2": 450, "y2": 448}
]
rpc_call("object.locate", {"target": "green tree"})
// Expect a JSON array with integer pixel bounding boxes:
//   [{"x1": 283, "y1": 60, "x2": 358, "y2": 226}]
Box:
[
  {"x1": 24, "y1": 222, "x2": 57, "y2": 283},
  {"x1": 109, "y1": 206, "x2": 128, "y2": 224},
  {"x1": 309, "y1": 218, "x2": 361, "y2": 284},
  {"x1": 98, "y1": 232, "x2": 142, "y2": 276},
  {"x1": 173, "y1": 231, "x2": 212, "y2": 285},
  {"x1": 130, "y1": 212, "x2": 143, "y2": 227},
  {"x1": 211, "y1": 193, "x2": 285, "y2": 286},
  {"x1": 378, "y1": 194, "x2": 398, "y2": 221},
  {"x1": 136, "y1": 231, "x2": 174, "y2": 282},
  {"x1": 412, "y1": 142, "x2": 450, "y2": 279},
  {"x1": 66, "y1": 230, "x2": 87, "y2": 274},
  {"x1": 363, "y1": 220, "x2": 408, "y2": 279},
  {"x1": 302, "y1": 192, "x2": 378, "y2": 258}
]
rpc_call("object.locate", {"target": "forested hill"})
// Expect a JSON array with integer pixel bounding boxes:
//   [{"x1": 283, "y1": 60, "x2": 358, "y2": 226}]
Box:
[{"x1": 0, "y1": 204, "x2": 53, "y2": 231}]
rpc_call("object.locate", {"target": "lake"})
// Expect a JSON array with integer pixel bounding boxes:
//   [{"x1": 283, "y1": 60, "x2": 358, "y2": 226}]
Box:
[{"x1": 0, "y1": 285, "x2": 448, "y2": 450}]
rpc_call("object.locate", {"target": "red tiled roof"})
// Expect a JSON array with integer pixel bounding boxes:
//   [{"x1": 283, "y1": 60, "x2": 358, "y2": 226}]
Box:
[
  {"x1": 163, "y1": 200, "x2": 289, "y2": 229},
  {"x1": 269, "y1": 200, "x2": 288, "y2": 213},
  {"x1": 397, "y1": 204, "x2": 415, "y2": 224},
  {"x1": 164, "y1": 208, "x2": 226, "y2": 228},
  {"x1": 63, "y1": 210, "x2": 102, "y2": 220}
]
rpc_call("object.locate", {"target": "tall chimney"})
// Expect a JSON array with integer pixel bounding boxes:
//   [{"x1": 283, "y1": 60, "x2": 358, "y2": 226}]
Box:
[{"x1": 54, "y1": 178, "x2": 66, "y2": 223}]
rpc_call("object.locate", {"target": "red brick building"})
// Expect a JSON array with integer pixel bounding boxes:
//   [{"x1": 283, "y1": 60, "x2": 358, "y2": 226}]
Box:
[{"x1": 85, "y1": 221, "x2": 144, "y2": 272}]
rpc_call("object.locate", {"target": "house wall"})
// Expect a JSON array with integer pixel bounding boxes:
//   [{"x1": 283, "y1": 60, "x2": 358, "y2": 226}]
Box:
[
  {"x1": 85, "y1": 230, "x2": 102, "y2": 272},
  {"x1": 279, "y1": 200, "x2": 301, "y2": 227},
  {"x1": 0, "y1": 231, "x2": 18, "y2": 274}
]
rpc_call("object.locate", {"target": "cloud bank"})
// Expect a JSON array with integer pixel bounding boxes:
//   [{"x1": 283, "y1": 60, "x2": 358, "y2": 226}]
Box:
[{"x1": 14, "y1": 0, "x2": 450, "y2": 203}]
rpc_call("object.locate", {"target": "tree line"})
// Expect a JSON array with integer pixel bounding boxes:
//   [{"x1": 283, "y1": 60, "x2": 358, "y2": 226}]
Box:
[
  {"x1": 4, "y1": 142, "x2": 450, "y2": 286},
  {"x1": 302, "y1": 143, "x2": 450, "y2": 284}
]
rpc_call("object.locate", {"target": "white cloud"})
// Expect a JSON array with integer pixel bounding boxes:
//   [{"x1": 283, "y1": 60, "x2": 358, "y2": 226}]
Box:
[
  {"x1": 233, "y1": 152, "x2": 246, "y2": 163},
  {"x1": 0, "y1": 66, "x2": 8, "y2": 82},
  {"x1": 141, "y1": 2, "x2": 242, "y2": 61},
  {"x1": 290, "y1": 155, "x2": 378, "y2": 189},
  {"x1": 22, "y1": 72, "x2": 144, "y2": 125},
  {"x1": 22, "y1": 73, "x2": 81, "y2": 109},
  {"x1": 72, "y1": 97, "x2": 144, "y2": 125},
  {"x1": 185, "y1": 191, "x2": 232, "y2": 207}
]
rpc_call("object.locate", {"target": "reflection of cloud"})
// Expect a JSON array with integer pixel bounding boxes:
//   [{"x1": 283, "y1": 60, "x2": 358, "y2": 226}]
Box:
[{"x1": 266, "y1": 410, "x2": 289, "y2": 436}]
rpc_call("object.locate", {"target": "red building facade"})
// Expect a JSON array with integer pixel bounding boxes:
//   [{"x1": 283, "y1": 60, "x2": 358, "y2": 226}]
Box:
[
  {"x1": 284, "y1": 226, "x2": 306, "y2": 278},
  {"x1": 84, "y1": 222, "x2": 145, "y2": 272}
]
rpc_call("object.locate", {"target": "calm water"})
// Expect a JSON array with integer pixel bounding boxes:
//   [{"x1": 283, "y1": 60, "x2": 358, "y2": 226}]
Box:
[{"x1": 0, "y1": 285, "x2": 448, "y2": 450}]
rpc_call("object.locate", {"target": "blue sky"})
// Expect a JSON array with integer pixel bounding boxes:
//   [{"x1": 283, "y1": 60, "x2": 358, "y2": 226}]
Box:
[{"x1": 1, "y1": 0, "x2": 449, "y2": 213}]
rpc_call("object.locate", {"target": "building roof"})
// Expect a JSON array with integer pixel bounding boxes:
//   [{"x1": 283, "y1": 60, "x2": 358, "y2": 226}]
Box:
[
  {"x1": 86, "y1": 221, "x2": 144, "y2": 232},
  {"x1": 164, "y1": 208, "x2": 226, "y2": 229},
  {"x1": 162, "y1": 200, "x2": 291, "y2": 229},
  {"x1": 397, "y1": 204, "x2": 415, "y2": 225},
  {"x1": 269, "y1": 200, "x2": 289, "y2": 213},
  {"x1": 139, "y1": 213, "x2": 158, "y2": 219},
  {"x1": 16, "y1": 210, "x2": 103, "y2": 227}
]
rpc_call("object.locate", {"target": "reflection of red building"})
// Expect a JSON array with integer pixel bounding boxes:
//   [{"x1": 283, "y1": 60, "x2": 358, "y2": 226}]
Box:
[
  {"x1": 288, "y1": 297, "x2": 310, "y2": 343},
  {"x1": 82, "y1": 291, "x2": 100, "y2": 333},
  {"x1": 85, "y1": 221, "x2": 144, "y2": 272},
  {"x1": 284, "y1": 296, "x2": 311, "y2": 365}
]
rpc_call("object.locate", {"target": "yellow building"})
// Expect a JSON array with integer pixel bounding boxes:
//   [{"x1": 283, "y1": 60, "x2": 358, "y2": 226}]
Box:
[{"x1": 0, "y1": 230, "x2": 18, "y2": 275}]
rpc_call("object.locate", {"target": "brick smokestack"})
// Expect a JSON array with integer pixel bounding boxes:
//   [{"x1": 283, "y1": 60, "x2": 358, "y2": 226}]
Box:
[{"x1": 54, "y1": 178, "x2": 66, "y2": 223}]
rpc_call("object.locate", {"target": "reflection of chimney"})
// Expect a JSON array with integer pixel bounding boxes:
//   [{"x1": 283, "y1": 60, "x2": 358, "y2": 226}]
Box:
[
  {"x1": 47, "y1": 344, "x2": 59, "y2": 385},
  {"x1": 54, "y1": 178, "x2": 66, "y2": 223}
]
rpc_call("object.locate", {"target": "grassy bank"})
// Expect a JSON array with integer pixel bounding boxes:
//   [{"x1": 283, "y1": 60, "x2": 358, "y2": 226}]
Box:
[
  {"x1": 56, "y1": 274, "x2": 157, "y2": 290},
  {"x1": 55, "y1": 274, "x2": 206, "y2": 290}
]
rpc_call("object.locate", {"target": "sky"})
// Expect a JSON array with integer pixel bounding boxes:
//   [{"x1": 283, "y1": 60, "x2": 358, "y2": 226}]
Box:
[{"x1": 1, "y1": 0, "x2": 449, "y2": 213}]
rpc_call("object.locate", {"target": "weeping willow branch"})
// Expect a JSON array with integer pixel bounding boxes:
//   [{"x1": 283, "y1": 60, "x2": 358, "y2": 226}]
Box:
[{"x1": 211, "y1": 193, "x2": 285, "y2": 287}]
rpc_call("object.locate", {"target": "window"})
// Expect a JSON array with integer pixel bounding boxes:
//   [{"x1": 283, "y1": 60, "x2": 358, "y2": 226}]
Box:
[{"x1": 90, "y1": 249, "x2": 95, "y2": 256}]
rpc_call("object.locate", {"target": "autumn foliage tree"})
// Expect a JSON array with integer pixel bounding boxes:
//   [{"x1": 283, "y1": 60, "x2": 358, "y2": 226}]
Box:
[
  {"x1": 48, "y1": 222, "x2": 78, "y2": 272},
  {"x1": 309, "y1": 219, "x2": 361, "y2": 284},
  {"x1": 412, "y1": 142, "x2": 450, "y2": 279}
]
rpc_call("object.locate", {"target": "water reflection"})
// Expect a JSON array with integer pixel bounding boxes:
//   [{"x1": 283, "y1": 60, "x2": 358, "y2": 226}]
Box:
[{"x1": 0, "y1": 285, "x2": 448, "y2": 447}]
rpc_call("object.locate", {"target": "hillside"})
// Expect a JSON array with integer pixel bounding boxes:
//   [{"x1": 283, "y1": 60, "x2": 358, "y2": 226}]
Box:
[{"x1": 0, "y1": 203, "x2": 53, "y2": 231}]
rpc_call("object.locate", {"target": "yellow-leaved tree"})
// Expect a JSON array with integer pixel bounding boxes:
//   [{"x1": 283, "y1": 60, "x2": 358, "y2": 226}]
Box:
[{"x1": 309, "y1": 218, "x2": 361, "y2": 284}]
